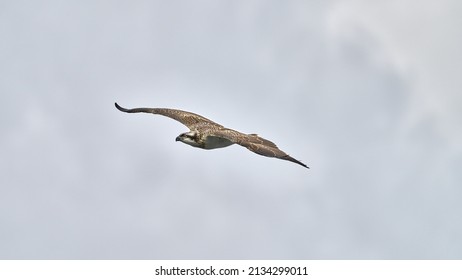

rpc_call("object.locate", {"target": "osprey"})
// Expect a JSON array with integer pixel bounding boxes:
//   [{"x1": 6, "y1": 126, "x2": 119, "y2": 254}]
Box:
[{"x1": 115, "y1": 103, "x2": 308, "y2": 168}]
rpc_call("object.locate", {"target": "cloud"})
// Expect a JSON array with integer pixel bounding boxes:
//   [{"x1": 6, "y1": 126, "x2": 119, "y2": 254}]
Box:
[{"x1": 0, "y1": 0, "x2": 461, "y2": 259}]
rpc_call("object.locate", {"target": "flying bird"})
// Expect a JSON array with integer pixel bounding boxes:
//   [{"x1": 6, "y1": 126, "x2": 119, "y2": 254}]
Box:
[{"x1": 115, "y1": 103, "x2": 308, "y2": 168}]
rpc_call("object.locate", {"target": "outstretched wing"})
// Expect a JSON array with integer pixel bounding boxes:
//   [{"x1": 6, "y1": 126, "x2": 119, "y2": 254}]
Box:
[
  {"x1": 212, "y1": 129, "x2": 309, "y2": 169},
  {"x1": 115, "y1": 103, "x2": 223, "y2": 130}
]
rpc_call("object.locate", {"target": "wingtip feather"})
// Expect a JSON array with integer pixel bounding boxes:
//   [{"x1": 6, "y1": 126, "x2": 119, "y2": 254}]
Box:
[{"x1": 114, "y1": 102, "x2": 130, "y2": 112}]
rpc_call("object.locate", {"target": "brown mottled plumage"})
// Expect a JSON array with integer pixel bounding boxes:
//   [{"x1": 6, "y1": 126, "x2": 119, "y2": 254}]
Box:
[{"x1": 115, "y1": 103, "x2": 308, "y2": 168}]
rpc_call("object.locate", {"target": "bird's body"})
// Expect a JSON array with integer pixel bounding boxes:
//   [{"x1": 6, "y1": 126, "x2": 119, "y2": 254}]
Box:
[{"x1": 115, "y1": 103, "x2": 308, "y2": 168}]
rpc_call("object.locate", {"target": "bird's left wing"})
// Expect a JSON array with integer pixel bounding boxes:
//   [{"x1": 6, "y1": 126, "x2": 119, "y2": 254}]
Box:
[{"x1": 115, "y1": 103, "x2": 223, "y2": 130}]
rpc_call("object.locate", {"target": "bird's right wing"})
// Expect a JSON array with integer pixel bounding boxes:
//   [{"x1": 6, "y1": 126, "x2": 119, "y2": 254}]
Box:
[{"x1": 211, "y1": 129, "x2": 309, "y2": 168}]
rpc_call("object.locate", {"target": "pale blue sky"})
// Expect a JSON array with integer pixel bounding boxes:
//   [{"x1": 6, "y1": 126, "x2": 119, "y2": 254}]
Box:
[{"x1": 1, "y1": 0, "x2": 461, "y2": 259}]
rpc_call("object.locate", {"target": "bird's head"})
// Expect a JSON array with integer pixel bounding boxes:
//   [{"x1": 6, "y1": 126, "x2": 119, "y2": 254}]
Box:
[{"x1": 175, "y1": 131, "x2": 201, "y2": 148}]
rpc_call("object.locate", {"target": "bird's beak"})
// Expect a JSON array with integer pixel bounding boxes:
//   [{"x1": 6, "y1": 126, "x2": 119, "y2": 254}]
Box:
[{"x1": 175, "y1": 136, "x2": 181, "y2": 142}]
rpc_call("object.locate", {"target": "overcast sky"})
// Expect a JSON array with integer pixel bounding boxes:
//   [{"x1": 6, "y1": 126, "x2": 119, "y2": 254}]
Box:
[{"x1": 1, "y1": 0, "x2": 461, "y2": 259}]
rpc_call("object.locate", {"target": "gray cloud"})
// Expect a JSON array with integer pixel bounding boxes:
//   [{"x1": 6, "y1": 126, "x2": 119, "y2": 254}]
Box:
[{"x1": 0, "y1": 0, "x2": 461, "y2": 259}]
